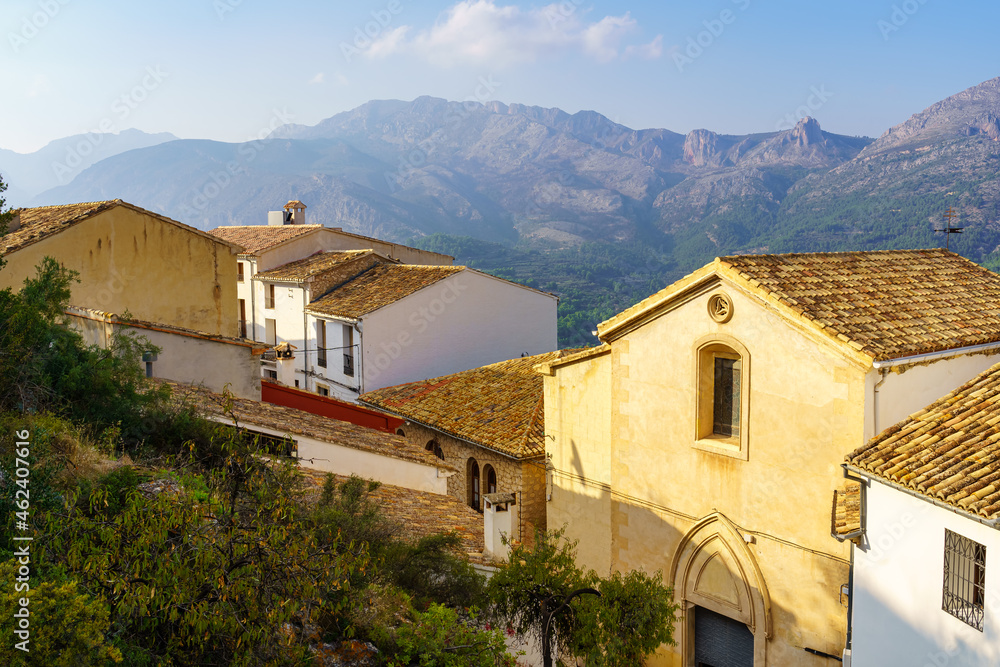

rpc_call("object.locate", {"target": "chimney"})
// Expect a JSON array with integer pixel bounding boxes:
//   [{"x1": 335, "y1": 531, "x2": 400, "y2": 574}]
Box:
[{"x1": 283, "y1": 200, "x2": 306, "y2": 225}]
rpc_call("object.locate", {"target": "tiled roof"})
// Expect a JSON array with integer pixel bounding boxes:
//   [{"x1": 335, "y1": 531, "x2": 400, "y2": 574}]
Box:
[
  {"x1": 168, "y1": 382, "x2": 455, "y2": 471},
  {"x1": 360, "y1": 350, "x2": 580, "y2": 459},
  {"x1": 600, "y1": 249, "x2": 1000, "y2": 362},
  {"x1": 306, "y1": 264, "x2": 465, "y2": 319},
  {"x1": 3, "y1": 200, "x2": 240, "y2": 256},
  {"x1": 849, "y1": 361, "x2": 1000, "y2": 520},
  {"x1": 207, "y1": 225, "x2": 323, "y2": 255},
  {"x1": 298, "y1": 470, "x2": 486, "y2": 562},
  {"x1": 254, "y1": 250, "x2": 376, "y2": 282},
  {"x1": 832, "y1": 483, "x2": 861, "y2": 537}
]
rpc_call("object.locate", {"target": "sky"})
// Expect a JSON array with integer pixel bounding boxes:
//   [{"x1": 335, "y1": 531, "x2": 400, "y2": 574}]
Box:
[{"x1": 0, "y1": 0, "x2": 998, "y2": 154}]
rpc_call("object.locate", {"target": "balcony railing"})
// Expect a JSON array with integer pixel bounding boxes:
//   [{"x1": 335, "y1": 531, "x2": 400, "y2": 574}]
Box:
[
  {"x1": 238, "y1": 319, "x2": 248, "y2": 338},
  {"x1": 343, "y1": 353, "x2": 355, "y2": 377}
]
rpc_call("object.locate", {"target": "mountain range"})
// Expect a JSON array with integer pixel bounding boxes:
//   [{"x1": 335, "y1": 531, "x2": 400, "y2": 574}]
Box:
[{"x1": 4, "y1": 77, "x2": 1000, "y2": 345}]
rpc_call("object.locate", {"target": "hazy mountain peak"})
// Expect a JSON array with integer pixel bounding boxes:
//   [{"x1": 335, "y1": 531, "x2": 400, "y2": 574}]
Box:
[{"x1": 863, "y1": 76, "x2": 1000, "y2": 155}]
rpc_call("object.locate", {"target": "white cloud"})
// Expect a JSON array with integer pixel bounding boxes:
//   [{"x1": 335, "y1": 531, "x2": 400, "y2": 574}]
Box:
[
  {"x1": 365, "y1": 1, "x2": 662, "y2": 67},
  {"x1": 308, "y1": 72, "x2": 325, "y2": 85}
]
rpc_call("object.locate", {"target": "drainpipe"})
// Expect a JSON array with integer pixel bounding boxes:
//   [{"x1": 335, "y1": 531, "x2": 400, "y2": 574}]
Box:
[
  {"x1": 833, "y1": 465, "x2": 868, "y2": 660},
  {"x1": 302, "y1": 284, "x2": 309, "y2": 391},
  {"x1": 356, "y1": 320, "x2": 364, "y2": 395},
  {"x1": 249, "y1": 261, "x2": 257, "y2": 341},
  {"x1": 871, "y1": 367, "x2": 889, "y2": 438}
]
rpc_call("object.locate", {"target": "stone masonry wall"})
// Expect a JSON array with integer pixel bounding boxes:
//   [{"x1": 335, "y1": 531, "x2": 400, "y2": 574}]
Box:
[{"x1": 399, "y1": 422, "x2": 547, "y2": 545}]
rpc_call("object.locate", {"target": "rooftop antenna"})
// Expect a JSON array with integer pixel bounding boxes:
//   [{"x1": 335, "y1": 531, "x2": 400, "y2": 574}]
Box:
[{"x1": 935, "y1": 207, "x2": 963, "y2": 251}]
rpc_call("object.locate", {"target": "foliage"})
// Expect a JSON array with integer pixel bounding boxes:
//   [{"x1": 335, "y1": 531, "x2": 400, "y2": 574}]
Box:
[
  {"x1": 0, "y1": 561, "x2": 122, "y2": 666},
  {"x1": 0, "y1": 257, "x2": 167, "y2": 442},
  {"x1": 312, "y1": 473, "x2": 399, "y2": 557},
  {"x1": 383, "y1": 531, "x2": 487, "y2": 610},
  {"x1": 35, "y1": 424, "x2": 366, "y2": 666},
  {"x1": 487, "y1": 528, "x2": 676, "y2": 665},
  {"x1": 387, "y1": 603, "x2": 516, "y2": 667},
  {"x1": 486, "y1": 528, "x2": 597, "y2": 656},
  {"x1": 574, "y1": 569, "x2": 678, "y2": 666}
]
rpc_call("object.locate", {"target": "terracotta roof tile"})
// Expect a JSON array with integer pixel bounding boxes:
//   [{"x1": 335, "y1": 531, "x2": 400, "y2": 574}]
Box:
[
  {"x1": 718, "y1": 249, "x2": 1000, "y2": 361},
  {"x1": 254, "y1": 250, "x2": 378, "y2": 282},
  {"x1": 167, "y1": 382, "x2": 454, "y2": 471},
  {"x1": 306, "y1": 264, "x2": 465, "y2": 319},
  {"x1": 298, "y1": 470, "x2": 486, "y2": 561},
  {"x1": 832, "y1": 482, "x2": 862, "y2": 536},
  {"x1": 600, "y1": 249, "x2": 1000, "y2": 362},
  {"x1": 3, "y1": 200, "x2": 242, "y2": 256},
  {"x1": 360, "y1": 350, "x2": 580, "y2": 459},
  {"x1": 207, "y1": 225, "x2": 323, "y2": 255},
  {"x1": 849, "y1": 361, "x2": 1000, "y2": 519}
]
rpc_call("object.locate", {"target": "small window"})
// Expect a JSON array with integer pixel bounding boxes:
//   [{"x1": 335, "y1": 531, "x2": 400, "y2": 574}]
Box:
[
  {"x1": 695, "y1": 336, "x2": 750, "y2": 460},
  {"x1": 264, "y1": 284, "x2": 275, "y2": 309},
  {"x1": 265, "y1": 318, "x2": 277, "y2": 346},
  {"x1": 317, "y1": 385, "x2": 330, "y2": 397},
  {"x1": 237, "y1": 262, "x2": 245, "y2": 283},
  {"x1": 713, "y1": 356, "x2": 741, "y2": 437},
  {"x1": 343, "y1": 324, "x2": 355, "y2": 377},
  {"x1": 943, "y1": 529, "x2": 986, "y2": 631},
  {"x1": 469, "y1": 459, "x2": 481, "y2": 512},
  {"x1": 425, "y1": 440, "x2": 445, "y2": 460},
  {"x1": 316, "y1": 321, "x2": 327, "y2": 368},
  {"x1": 484, "y1": 465, "x2": 497, "y2": 495},
  {"x1": 264, "y1": 369, "x2": 277, "y2": 381}
]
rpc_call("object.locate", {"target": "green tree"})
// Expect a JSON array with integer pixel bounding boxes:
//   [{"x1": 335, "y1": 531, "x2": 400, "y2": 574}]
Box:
[
  {"x1": 487, "y1": 528, "x2": 677, "y2": 665},
  {"x1": 0, "y1": 561, "x2": 122, "y2": 666}
]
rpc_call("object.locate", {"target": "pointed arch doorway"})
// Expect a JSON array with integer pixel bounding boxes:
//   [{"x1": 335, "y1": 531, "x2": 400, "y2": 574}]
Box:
[{"x1": 669, "y1": 513, "x2": 772, "y2": 666}]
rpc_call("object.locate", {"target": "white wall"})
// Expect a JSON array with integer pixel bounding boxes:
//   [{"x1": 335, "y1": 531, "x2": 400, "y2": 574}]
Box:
[
  {"x1": 865, "y1": 351, "x2": 1000, "y2": 441},
  {"x1": 67, "y1": 310, "x2": 261, "y2": 400},
  {"x1": 852, "y1": 479, "x2": 1000, "y2": 666},
  {"x1": 359, "y1": 269, "x2": 557, "y2": 393},
  {"x1": 206, "y1": 416, "x2": 448, "y2": 494}
]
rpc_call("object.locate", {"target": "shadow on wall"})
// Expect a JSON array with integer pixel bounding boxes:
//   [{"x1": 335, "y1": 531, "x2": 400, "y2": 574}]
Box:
[{"x1": 550, "y1": 459, "x2": 845, "y2": 666}]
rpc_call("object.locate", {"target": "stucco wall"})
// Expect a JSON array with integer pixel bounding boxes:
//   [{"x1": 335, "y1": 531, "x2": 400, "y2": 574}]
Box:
[
  {"x1": 546, "y1": 280, "x2": 865, "y2": 665},
  {"x1": 207, "y1": 417, "x2": 447, "y2": 494},
  {"x1": 544, "y1": 349, "x2": 614, "y2": 574},
  {"x1": 867, "y1": 351, "x2": 1000, "y2": 441},
  {"x1": 361, "y1": 270, "x2": 557, "y2": 394},
  {"x1": 852, "y1": 480, "x2": 1000, "y2": 667},
  {"x1": 254, "y1": 228, "x2": 452, "y2": 273},
  {"x1": 67, "y1": 311, "x2": 261, "y2": 400},
  {"x1": 2, "y1": 206, "x2": 239, "y2": 336}
]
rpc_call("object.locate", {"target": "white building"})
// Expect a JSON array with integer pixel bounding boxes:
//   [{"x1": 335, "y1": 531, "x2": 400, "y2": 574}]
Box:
[
  {"x1": 842, "y1": 360, "x2": 1000, "y2": 666},
  {"x1": 209, "y1": 201, "x2": 558, "y2": 402}
]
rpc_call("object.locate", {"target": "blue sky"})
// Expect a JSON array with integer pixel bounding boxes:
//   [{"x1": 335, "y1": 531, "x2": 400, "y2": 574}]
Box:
[{"x1": 0, "y1": 0, "x2": 997, "y2": 153}]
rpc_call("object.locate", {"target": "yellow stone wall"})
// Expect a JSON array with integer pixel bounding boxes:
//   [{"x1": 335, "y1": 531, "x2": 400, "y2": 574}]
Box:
[
  {"x1": 544, "y1": 278, "x2": 869, "y2": 665},
  {"x1": 1, "y1": 206, "x2": 239, "y2": 336}
]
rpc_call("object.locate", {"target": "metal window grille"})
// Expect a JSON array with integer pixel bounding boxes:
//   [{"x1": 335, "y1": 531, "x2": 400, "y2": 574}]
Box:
[
  {"x1": 943, "y1": 529, "x2": 986, "y2": 631},
  {"x1": 713, "y1": 357, "x2": 741, "y2": 436},
  {"x1": 343, "y1": 353, "x2": 355, "y2": 376}
]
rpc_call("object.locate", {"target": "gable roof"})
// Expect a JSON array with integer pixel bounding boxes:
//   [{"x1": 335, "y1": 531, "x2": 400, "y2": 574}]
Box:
[
  {"x1": 3, "y1": 200, "x2": 241, "y2": 256},
  {"x1": 207, "y1": 224, "x2": 323, "y2": 255},
  {"x1": 254, "y1": 250, "x2": 383, "y2": 282},
  {"x1": 306, "y1": 263, "x2": 465, "y2": 319},
  {"x1": 360, "y1": 350, "x2": 578, "y2": 459},
  {"x1": 848, "y1": 361, "x2": 1000, "y2": 520},
  {"x1": 600, "y1": 249, "x2": 1000, "y2": 362}
]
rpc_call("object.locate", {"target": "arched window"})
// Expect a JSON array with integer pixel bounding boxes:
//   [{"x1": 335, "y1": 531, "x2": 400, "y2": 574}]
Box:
[
  {"x1": 695, "y1": 334, "x2": 750, "y2": 460},
  {"x1": 425, "y1": 440, "x2": 444, "y2": 460},
  {"x1": 396, "y1": 428, "x2": 406, "y2": 437},
  {"x1": 484, "y1": 465, "x2": 497, "y2": 495},
  {"x1": 469, "y1": 459, "x2": 481, "y2": 511}
]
